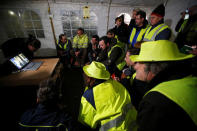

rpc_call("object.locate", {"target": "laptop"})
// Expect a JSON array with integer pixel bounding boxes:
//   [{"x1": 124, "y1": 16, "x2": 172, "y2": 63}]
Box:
[{"x1": 9, "y1": 53, "x2": 43, "y2": 71}]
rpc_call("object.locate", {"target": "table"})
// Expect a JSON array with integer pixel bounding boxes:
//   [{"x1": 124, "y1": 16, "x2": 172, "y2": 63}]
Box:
[
  {"x1": 0, "y1": 58, "x2": 60, "y2": 87},
  {"x1": 0, "y1": 58, "x2": 63, "y2": 130}
]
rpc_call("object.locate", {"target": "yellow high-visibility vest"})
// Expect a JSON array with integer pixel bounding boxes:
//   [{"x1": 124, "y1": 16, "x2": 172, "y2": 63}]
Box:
[
  {"x1": 129, "y1": 25, "x2": 148, "y2": 47},
  {"x1": 78, "y1": 79, "x2": 137, "y2": 130},
  {"x1": 56, "y1": 40, "x2": 68, "y2": 49},
  {"x1": 178, "y1": 19, "x2": 188, "y2": 32},
  {"x1": 73, "y1": 34, "x2": 88, "y2": 48},
  {"x1": 143, "y1": 24, "x2": 169, "y2": 41},
  {"x1": 145, "y1": 76, "x2": 197, "y2": 126},
  {"x1": 108, "y1": 44, "x2": 126, "y2": 71}
]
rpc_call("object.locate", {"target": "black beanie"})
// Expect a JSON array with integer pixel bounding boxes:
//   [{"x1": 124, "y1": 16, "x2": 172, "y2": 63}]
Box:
[{"x1": 151, "y1": 4, "x2": 165, "y2": 17}]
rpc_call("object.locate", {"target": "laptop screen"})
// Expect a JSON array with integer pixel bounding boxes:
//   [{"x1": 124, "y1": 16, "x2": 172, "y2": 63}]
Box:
[
  {"x1": 18, "y1": 53, "x2": 29, "y2": 63},
  {"x1": 10, "y1": 53, "x2": 29, "y2": 69}
]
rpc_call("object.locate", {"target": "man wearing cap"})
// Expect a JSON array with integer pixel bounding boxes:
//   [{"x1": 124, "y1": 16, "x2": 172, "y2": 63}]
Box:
[
  {"x1": 142, "y1": 4, "x2": 171, "y2": 42},
  {"x1": 112, "y1": 15, "x2": 130, "y2": 45},
  {"x1": 130, "y1": 40, "x2": 197, "y2": 130},
  {"x1": 78, "y1": 61, "x2": 137, "y2": 130},
  {"x1": 122, "y1": 48, "x2": 147, "y2": 110}
]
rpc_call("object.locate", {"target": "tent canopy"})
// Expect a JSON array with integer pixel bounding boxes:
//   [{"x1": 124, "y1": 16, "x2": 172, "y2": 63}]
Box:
[{"x1": 1, "y1": 0, "x2": 166, "y2": 7}]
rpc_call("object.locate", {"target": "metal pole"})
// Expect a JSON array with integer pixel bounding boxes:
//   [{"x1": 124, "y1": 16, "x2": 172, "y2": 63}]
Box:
[
  {"x1": 106, "y1": 0, "x2": 112, "y2": 31},
  {"x1": 47, "y1": 0, "x2": 57, "y2": 46},
  {"x1": 164, "y1": 0, "x2": 169, "y2": 7}
]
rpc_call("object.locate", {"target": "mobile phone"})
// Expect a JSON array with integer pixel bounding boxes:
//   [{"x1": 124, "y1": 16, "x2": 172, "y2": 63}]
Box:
[{"x1": 180, "y1": 45, "x2": 193, "y2": 54}]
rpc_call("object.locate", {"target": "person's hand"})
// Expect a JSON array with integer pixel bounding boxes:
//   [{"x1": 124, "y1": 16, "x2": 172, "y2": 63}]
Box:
[
  {"x1": 134, "y1": 41, "x2": 143, "y2": 48},
  {"x1": 190, "y1": 48, "x2": 197, "y2": 55},
  {"x1": 181, "y1": 11, "x2": 186, "y2": 19},
  {"x1": 58, "y1": 50, "x2": 63, "y2": 56},
  {"x1": 75, "y1": 51, "x2": 80, "y2": 57},
  {"x1": 92, "y1": 53, "x2": 96, "y2": 57},
  {"x1": 191, "y1": 45, "x2": 197, "y2": 49},
  {"x1": 188, "y1": 45, "x2": 197, "y2": 55},
  {"x1": 85, "y1": 62, "x2": 90, "y2": 65},
  {"x1": 92, "y1": 44, "x2": 97, "y2": 49},
  {"x1": 111, "y1": 73, "x2": 120, "y2": 81},
  {"x1": 121, "y1": 73, "x2": 127, "y2": 79},
  {"x1": 114, "y1": 77, "x2": 120, "y2": 81}
]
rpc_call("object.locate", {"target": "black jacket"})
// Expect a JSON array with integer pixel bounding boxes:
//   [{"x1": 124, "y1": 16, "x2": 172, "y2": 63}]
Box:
[
  {"x1": 175, "y1": 14, "x2": 197, "y2": 49},
  {"x1": 112, "y1": 23, "x2": 130, "y2": 44},
  {"x1": 96, "y1": 48, "x2": 108, "y2": 63},
  {"x1": 88, "y1": 43, "x2": 101, "y2": 62},
  {"x1": 1, "y1": 38, "x2": 34, "y2": 59},
  {"x1": 175, "y1": 18, "x2": 184, "y2": 32},
  {"x1": 128, "y1": 19, "x2": 136, "y2": 31},
  {"x1": 19, "y1": 104, "x2": 76, "y2": 131}
]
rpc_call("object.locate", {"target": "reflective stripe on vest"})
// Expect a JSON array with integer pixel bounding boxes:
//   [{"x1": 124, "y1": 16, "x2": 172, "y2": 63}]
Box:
[
  {"x1": 73, "y1": 34, "x2": 88, "y2": 48},
  {"x1": 79, "y1": 79, "x2": 136, "y2": 130},
  {"x1": 114, "y1": 35, "x2": 118, "y2": 40},
  {"x1": 178, "y1": 19, "x2": 188, "y2": 32},
  {"x1": 117, "y1": 61, "x2": 126, "y2": 71},
  {"x1": 100, "y1": 103, "x2": 137, "y2": 131},
  {"x1": 19, "y1": 122, "x2": 65, "y2": 128},
  {"x1": 57, "y1": 40, "x2": 68, "y2": 49},
  {"x1": 130, "y1": 72, "x2": 136, "y2": 86},
  {"x1": 129, "y1": 27, "x2": 147, "y2": 47},
  {"x1": 108, "y1": 44, "x2": 125, "y2": 70},
  {"x1": 93, "y1": 79, "x2": 137, "y2": 130},
  {"x1": 143, "y1": 24, "x2": 169, "y2": 41},
  {"x1": 115, "y1": 35, "x2": 126, "y2": 49},
  {"x1": 145, "y1": 76, "x2": 197, "y2": 125}
]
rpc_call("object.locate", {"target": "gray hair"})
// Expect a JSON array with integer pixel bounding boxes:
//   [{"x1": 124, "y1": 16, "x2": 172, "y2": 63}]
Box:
[
  {"x1": 37, "y1": 79, "x2": 60, "y2": 105},
  {"x1": 133, "y1": 8, "x2": 141, "y2": 12},
  {"x1": 144, "y1": 62, "x2": 172, "y2": 75}
]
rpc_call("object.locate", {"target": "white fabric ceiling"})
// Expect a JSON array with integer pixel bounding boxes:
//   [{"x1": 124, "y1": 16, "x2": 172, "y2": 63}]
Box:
[
  {"x1": 0, "y1": 0, "x2": 166, "y2": 7},
  {"x1": 54, "y1": 0, "x2": 166, "y2": 7}
]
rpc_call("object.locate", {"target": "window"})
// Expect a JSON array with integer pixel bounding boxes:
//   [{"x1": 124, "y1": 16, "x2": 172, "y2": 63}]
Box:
[
  {"x1": 61, "y1": 10, "x2": 98, "y2": 39},
  {"x1": 22, "y1": 10, "x2": 45, "y2": 38},
  {"x1": 118, "y1": 13, "x2": 131, "y2": 25},
  {"x1": 0, "y1": 9, "x2": 45, "y2": 39}
]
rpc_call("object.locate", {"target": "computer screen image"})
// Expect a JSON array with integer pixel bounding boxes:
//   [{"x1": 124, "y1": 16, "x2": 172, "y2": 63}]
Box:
[
  {"x1": 9, "y1": 53, "x2": 43, "y2": 71},
  {"x1": 9, "y1": 53, "x2": 31, "y2": 70},
  {"x1": 19, "y1": 53, "x2": 29, "y2": 63},
  {"x1": 10, "y1": 56, "x2": 25, "y2": 69}
]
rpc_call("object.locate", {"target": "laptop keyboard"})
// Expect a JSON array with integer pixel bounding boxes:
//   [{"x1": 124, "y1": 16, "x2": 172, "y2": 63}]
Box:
[
  {"x1": 31, "y1": 62, "x2": 42, "y2": 70},
  {"x1": 23, "y1": 62, "x2": 43, "y2": 71},
  {"x1": 25, "y1": 62, "x2": 35, "y2": 69}
]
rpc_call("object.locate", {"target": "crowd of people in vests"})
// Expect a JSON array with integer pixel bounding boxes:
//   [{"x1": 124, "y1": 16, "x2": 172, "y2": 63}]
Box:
[{"x1": 17, "y1": 3, "x2": 197, "y2": 131}]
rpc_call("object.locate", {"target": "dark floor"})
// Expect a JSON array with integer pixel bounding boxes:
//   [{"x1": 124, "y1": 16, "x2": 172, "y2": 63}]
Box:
[
  {"x1": 61, "y1": 66, "x2": 98, "y2": 131},
  {"x1": 61, "y1": 67, "x2": 85, "y2": 120},
  {"x1": 0, "y1": 85, "x2": 38, "y2": 131}
]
